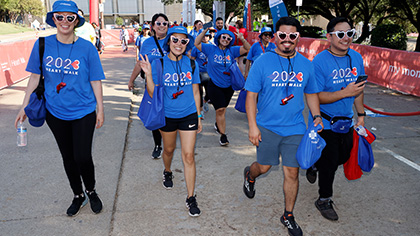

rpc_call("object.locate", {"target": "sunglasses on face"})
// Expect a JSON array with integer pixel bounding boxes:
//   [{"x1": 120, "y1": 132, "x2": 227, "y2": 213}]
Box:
[
  {"x1": 170, "y1": 35, "x2": 189, "y2": 45},
  {"x1": 221, "y1": 35, "x2": 232, "y2": 41},
  {"x1": 276, "y1": 31, "x2": 299, "y2": 41},
  {"x1": 54, "y1": 13, "x2": 77, "y2": 23},
  {"x1": 155, "y1": 21, "x2": 168, "y2": 27},
  {"x1": 262, "y1": 33, "x2": 272, "y2": 37},
  {"x1": 329, "y1": 29, "x2": 356, "y2": 39}
]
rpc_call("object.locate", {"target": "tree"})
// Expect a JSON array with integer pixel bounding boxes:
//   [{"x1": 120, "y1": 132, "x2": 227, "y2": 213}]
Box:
[
  {"x1": 388, "y1": 0, "x2": 420, "y2": 51},
  {"x1": 4, "y1": 0, "x2": 43, "y2": 24}
]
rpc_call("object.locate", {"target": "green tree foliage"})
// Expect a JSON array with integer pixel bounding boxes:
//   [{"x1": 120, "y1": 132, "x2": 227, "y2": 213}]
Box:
[
  {"x1": 1, "y1": 0, "x2": 43, "y2": 24},
  {"x1": 371, "y1": 24, "x2": 407, "y2": 50},
  {"x1": 300, "y1": 26, "x2": 323, "y2": 38},
  {"x1": 115, "y1": 17, "x2": 123, "y2": 26}
]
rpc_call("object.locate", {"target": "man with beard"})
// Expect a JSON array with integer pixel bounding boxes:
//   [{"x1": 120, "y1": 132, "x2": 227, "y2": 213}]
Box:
[{"x1": 242, "y1": 17, "x2": 323, "y2": 236}]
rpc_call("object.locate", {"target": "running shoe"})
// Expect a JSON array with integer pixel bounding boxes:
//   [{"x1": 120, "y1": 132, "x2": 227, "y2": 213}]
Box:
[
  {"x1": 243, "y1": 166, "x2": 255, "y2": 198},
  {"x1": 306, "y1": 167, "x2": 317, "y2": 184},
  {"x1": 315, "y1": 198, "x2": 338, "y2": 221},
  {"x1": 85, "y1": 190, "x2": 103, "y2": 214},
  {"x1": 280, "y1": 213, "x2": 303, "y2": 236},
  {"x1": 66, "y1": 194, "x2": 88, "y2": 217},
  {"x1": 162, "y1": 170, "x2": 173, "y2": 189},
  {"x1": 219, "y1": 134, "x2": 229, "y2": 146},
  {"x1": 214, "y1": 122, "x2": 220, "y2": 134},
  {"x1": 186, "y1": 195, "x2": 201, "y2": 217},
  {"x1": 152, "y1": 145, "x2": 162, "y2": 159}
]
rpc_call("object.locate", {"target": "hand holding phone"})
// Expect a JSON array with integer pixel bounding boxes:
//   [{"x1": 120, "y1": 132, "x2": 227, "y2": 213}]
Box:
[{"x1": 355, "y1": 75, "x2": 368, "y2": 86}]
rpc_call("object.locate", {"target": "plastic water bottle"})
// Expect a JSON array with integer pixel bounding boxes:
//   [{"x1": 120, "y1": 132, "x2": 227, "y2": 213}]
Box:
[
  {"x1": 355, "y1": 125, "x2": 368, "y2": 137},
  {"x1": 17, "y1": 122, "x2": 27, "y2": 147}
]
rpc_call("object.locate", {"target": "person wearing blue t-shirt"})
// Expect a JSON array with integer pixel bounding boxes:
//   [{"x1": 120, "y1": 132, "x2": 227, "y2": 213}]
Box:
[
  {"x1": 194, "y1": 28, "x2": 250, "y2": 146},
  {"x1": 189, "y1": 20, "x2": 203, "y2": 39},
  {"x1": 190, "y1": 32, "x2": 212, "y2": 118},
  {"x1": 128, "y1": 13, "x2": 169, "y2": 159},
  {"x1": 15, "y1": 0, "x2": 104, "y2": 217},
  {"x1": 306, "y1": 17, "x2": 367, "y2": 222},
  {"x1": 138, "y1": 26, "x2": 202, "y2": 217},
  {"x1": 135, "y1": 25, "x2": 151, "y2": 61},
  {"x1": 242, "y1": 17, "x2": 323, "y2": 236},
  {"x1": 244, "y1": 27, "x2": 276, "y2": 79}
]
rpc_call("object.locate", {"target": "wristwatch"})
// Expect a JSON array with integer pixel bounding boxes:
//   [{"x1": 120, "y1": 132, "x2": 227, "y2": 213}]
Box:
[
  {"x1": 313, "y1": 115, "x2": 322, "y2": 120},
  {"x1": 357, "y1": 112, "x2": 366, "y2": 117}
]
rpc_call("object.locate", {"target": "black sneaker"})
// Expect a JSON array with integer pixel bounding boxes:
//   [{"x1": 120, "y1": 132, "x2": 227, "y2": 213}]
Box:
[
  {"x1": 186, "y1": 195, "x2": 201, "y2": 217},
  {"x1": 219, "y1": 134, "x2": 229, "y2": 146},
  {"x1": 306, "y1": 167, "x2": 317, "y2": 184},
  {"x1": 152, "y1": 145, "x2": 162, "y2": 159},
  {"x1": 85, "y1": 190, "x2": 103, "y2": 214},
  {"x1": 66, "y1": 194, "x2": 88, "y2": 217},
  {"x1": 162, "y1": 170, "x2": 173, "y2": 189},
  {"x1": 243, "y1": 166, "x2": 255, "y2": 198},
  {"x1": 315, "y1": 199, "x2": 339, "y2": 221},
  {"x1": 214, "y1": 122, "x2": 220, "y2": 134},
  {"x1": 280, "y1": 213, "x2": 303, "y2": 236}
]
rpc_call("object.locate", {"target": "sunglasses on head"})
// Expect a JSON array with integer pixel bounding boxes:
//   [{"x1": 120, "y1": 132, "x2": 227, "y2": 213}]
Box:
[
  {"x1": 221, "y1": 35, "x2": 232, "y2": 41},
  {"x1": 276, "y1": 31, "x2": 299, "y2": 41},
  {"x1": 53, "y1": 13, "x2": 77, "y2": 23},
  {"x1": 329, "y1": 29, "x2": 356, "y2": 39},
  {"x1": 155, "y1": 21, "x2": 168, "y2": 27},
  {"x1": 170, "y1": 35, "x2": 189, "y2": 45}
]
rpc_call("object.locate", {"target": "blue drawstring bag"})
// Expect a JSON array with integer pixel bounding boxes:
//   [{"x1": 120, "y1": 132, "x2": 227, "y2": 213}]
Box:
[
  {"x1": 137, "y1": 59, "x2": 165, "y2": 130},
  {"x1": 229, "y1": 62, "x2": 245, "y2": 90},
  {"x1": 296, "y1": 123, "x2": 326, "y2": 169},
  {"x1": 235, "y1": 89, "x2": 247, "y2": 113},
  {"x1": 357, "y1": 129, "x2": 376, "y2": 172}
]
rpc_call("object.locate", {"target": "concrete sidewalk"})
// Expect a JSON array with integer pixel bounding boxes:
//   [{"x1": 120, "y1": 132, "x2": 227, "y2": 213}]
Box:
[{"x1": 1, "y1": 46, "x2": 419, "y2": 236}]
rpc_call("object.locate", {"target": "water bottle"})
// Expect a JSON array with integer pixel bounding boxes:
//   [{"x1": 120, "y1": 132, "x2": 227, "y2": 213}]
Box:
[
  {"x1": 355, "y1": 125, "x2": 368, "y2": 137},
  {"x1": 17, "y1": 122, "x2": 27, "y2": 147}
]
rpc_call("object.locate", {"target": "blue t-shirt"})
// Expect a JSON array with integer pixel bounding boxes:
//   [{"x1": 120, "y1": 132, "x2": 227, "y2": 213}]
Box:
[
  {"x1": 245, "y1": 51, "x2": 320, "y2": 136},
  {"x1": 190, "y1": 46, "x2": 208, "y2": 72},
  {"x1": 312, "y1": 49, "x2": 365, "y2": 129},
  {"x1": 152, "y1": 56, "x2": 200, "y2": 118},
  {"x1": 246, "y1": 41, "x2": 276, "y2": 62},
  {"x1": 189, "y1": 29, "x2": 203, "y2": 39},
  {"x1": 200, "y1": 43, "x2": 241, "y2": 88},
  {"x1": 26, "y1": 35, "x2": 105, "y2": 120},
  {"x1": 135, "y1": 35, "x2": 142, "y2": 47},
  {"x1": 139, "y1": 36, "x2": 167, "y2": 62}
]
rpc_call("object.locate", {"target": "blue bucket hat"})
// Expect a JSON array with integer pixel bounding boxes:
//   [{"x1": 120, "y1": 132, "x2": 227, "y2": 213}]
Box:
[
  {"x1": 163, "y1": 26, "x2": 194, "y2": 53},
  {"x1": 259, "y1": 27, "x2": 273, "y2": 39},
  {"x1": 214, "y1": 29, "x2": 235, "y2": 47},
  {"x1": 46, "y1": 0, "x2": 85, "y2": 28}
]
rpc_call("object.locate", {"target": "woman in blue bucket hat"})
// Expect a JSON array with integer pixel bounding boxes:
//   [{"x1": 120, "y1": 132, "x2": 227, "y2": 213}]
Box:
[
  {"x1": 244, "y1": 27, "x2": 276, "y2": 79},
  {"x1": 194, "y1": 28, "x2": 250, "y2": 146},
  {"x1": 15, "y1": 0, "x2": 105, "y2": 217},
  {"x1": 138, "y1": 26, "x2": 202, "y2": 217}
]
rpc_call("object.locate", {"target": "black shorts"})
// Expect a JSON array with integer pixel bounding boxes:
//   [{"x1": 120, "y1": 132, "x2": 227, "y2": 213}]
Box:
[
  {"x1": 160, "y1": 113, "x2": 198, "y2": 132},
  {"x1": 207, "y1": 79, "x2": 234, "y2": 110}
]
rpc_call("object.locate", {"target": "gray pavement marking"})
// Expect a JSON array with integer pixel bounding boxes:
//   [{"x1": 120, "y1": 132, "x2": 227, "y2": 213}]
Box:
[{"x1": 378, "y1": 146, "x2": 420, "y2": 171}]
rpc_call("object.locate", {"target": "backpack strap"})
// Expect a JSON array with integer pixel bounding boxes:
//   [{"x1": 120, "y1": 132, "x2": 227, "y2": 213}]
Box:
[
  {"x1": 320, "y1": 111, "x2": 331, "y2": 121},
  {"x1": 190, "y1": 59, "x2": 196, "y2": 74},
  {"x1": 36, "y1": 37, "x2": 45, "y2": 99}
]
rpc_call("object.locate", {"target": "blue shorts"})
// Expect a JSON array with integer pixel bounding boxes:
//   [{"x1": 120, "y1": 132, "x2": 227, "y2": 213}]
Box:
[{"x1": 256, "y1": 125, "x2": 303, "y2": 168}]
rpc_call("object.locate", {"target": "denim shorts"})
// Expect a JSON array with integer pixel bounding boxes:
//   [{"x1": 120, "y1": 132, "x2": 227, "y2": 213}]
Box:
[{"x1": 256, "y1": 125, "x2": 303, "y2": 167}]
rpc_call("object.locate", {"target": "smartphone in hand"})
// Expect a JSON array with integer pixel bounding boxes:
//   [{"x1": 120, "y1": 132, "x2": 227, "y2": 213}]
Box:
[{"x1": 355, "y1": 75, "x2": 368, "y2": 86}]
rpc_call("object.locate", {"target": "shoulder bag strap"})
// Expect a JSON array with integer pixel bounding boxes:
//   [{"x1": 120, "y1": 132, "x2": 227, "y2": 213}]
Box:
[
  {"x1": 36, "y1": 37, "x2": 45, "y2": 98},
  {"x1": 153, "y1": 35, "x2": 165, "y2": 57}
]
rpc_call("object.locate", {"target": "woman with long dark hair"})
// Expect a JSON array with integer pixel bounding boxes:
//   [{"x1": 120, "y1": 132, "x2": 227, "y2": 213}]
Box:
[
  {"x1": 139, "y1": 26, "x2": 202, "y2": 217},
  {"x1": 128, "y1": 13, "x2": 169, "y2": 159},
  {"x1": 194, "y1": 28, "x2": 250, "y2": 146}
]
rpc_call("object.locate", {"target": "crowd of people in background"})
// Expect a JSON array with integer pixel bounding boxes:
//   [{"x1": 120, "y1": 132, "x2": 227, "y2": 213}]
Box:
[{"x1": 15, "y1": 2, "x2": 368, "y2": 235}]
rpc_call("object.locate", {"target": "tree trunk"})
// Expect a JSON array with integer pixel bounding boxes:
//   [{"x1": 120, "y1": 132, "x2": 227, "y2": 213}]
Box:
[
  {"x1": 415, "y1": 36, "x2": 420, "y2": 52},
  {"x1": 355, "y1": 24, "x2": 370, "y2": 44}
]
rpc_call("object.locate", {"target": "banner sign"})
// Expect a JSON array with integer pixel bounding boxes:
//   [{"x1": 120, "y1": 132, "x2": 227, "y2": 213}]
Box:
[
  {"x1": 243, "y1": 0, "x2": 251, "y2": 30},
  {"x1": 269, "y1": 0, "x2": 288, "y2": 27}
]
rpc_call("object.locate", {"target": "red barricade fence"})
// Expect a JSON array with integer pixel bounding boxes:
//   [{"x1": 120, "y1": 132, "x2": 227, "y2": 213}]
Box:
[{"x1": 1, "y1": 30, "x2": 419, "y2": 97}]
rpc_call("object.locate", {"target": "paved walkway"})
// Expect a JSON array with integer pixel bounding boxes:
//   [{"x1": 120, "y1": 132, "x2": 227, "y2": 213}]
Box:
[{"x1": 0, "y1": 46, "x2": 419, "y2": 236}]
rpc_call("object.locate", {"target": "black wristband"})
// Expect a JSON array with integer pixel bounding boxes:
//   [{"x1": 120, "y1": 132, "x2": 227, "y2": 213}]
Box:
[
  {"x1": 313, "y1": 115, "x2": 322, "y2": 120},
  {"x1": 357, "y1": 112, "x2": 366, "y2": 117}
]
